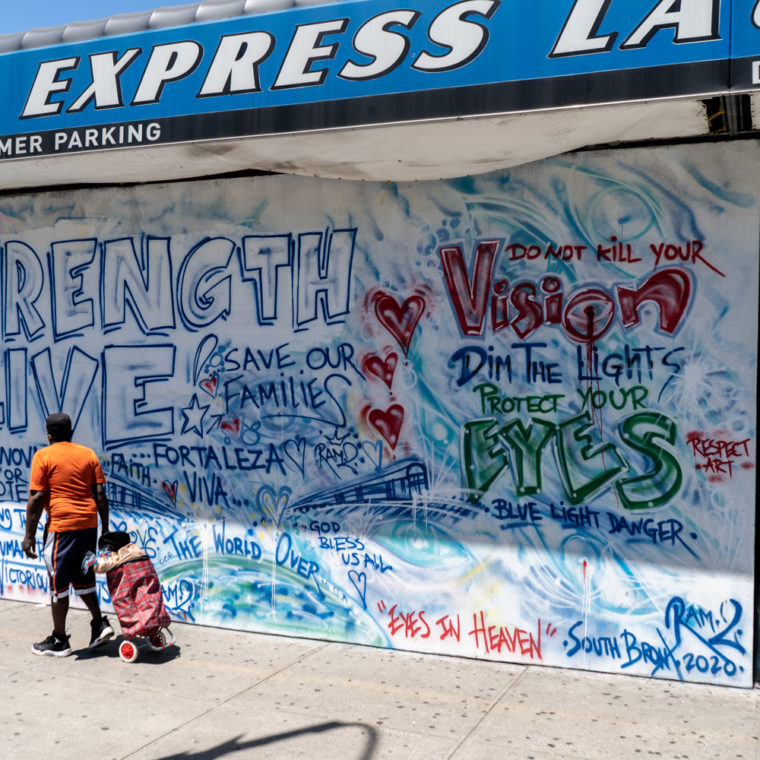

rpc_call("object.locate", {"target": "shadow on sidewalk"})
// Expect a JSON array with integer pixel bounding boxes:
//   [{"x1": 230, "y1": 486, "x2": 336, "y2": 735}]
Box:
[
  {"x1": 73, "y1": 636, "x2": 181, "y2": 664},
  {"x1": 153, "y1": 721, "x2": 379, "y2": 760}
]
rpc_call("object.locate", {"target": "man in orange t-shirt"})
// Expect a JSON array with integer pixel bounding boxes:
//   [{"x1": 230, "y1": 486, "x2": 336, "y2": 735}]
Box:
[{"x1": 22, "y1": 413, "x2": 115, "y2": 657}]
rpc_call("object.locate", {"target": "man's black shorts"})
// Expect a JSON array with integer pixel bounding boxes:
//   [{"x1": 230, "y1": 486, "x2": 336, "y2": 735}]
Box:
[{"x1": 43, "y1": 527, "x2": 97, "y2": 601}]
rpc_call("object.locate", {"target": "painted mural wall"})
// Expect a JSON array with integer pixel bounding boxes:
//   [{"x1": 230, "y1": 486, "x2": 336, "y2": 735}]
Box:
[{"x1": 0, "y1": 141, "x2": 756, "y2": 686}]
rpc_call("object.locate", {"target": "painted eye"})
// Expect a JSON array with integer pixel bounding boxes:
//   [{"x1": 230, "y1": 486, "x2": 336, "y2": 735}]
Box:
[
  {"x1": 373, "y1": 520, "x2": 472, "y2": 569},
  {"x1": 563, "y1": 289, "x2": 616, "y2": 343}
]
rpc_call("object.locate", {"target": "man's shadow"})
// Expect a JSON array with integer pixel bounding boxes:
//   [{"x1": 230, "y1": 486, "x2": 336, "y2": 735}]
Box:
[{"x1": 154, "y1": 722, "x2": 379, "y2": 760}]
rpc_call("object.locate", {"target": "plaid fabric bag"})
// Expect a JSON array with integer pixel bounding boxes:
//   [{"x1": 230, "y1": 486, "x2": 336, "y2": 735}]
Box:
[{"x1": 105, "y1": 558, "x2": 171, "y2": 639}]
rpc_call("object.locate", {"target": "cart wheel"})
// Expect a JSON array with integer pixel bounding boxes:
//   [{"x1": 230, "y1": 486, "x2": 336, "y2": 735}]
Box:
[
  {"x1": 119, "y1": 640, "x2": 139, "y2": 663},
  {"x1": 147, "y1": 630, "x2": 167, "y2": 651}
]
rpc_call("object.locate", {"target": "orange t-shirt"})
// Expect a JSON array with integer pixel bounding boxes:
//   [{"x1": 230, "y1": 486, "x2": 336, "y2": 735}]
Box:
[{"x1": 29, "y1": 442, "x2": 106, "y2": 532}]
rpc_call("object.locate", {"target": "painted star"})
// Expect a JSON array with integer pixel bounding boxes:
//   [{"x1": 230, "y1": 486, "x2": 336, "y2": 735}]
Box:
[{"x1": 180, "y1": 394, "x2": 210, "y2": 436}]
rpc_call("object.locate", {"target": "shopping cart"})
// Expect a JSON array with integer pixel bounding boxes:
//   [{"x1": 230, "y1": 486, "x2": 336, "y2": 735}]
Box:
[{"x1": 88, "y1": 531, "x2": 176, "y2": 663}]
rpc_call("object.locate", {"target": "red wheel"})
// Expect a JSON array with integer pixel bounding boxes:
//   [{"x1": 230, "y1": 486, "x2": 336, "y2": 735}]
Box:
[
  {"x1": 147, "y1": 631, "x2": 166, "y2": 651},
  {"x1": 119, "y1": 640, "x2": 138, "y2": 663}
]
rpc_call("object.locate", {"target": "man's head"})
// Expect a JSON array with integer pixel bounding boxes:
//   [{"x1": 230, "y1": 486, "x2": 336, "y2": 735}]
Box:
[{"x1": 46, "y1": 413, "x2": 72, "y2": 443}]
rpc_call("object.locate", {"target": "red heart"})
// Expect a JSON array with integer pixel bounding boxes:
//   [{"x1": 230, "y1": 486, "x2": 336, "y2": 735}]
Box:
[
  {"x1": 200, "y1": 376, "x2": 218, "y2": 396},
  {"x1": 374, "y1": 293, "x2": 425, "y2": 356},
  {"x1": 162, "y1": 481, "x2": 177, "y2": 502},
  {"x1": 362, "y1": 352, "x2": 398, "y2": 389},
  {"x1": 220, "y1": 417, "x2": 241, "y2": 437},
  {"x1": 368, "y1": 404, "x2": 405, "y2": 450}
]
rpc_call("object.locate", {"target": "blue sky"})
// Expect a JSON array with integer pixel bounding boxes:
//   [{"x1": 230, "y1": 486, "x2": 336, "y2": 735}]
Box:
[{"x1": 2, "y1": 0, "x2": 192, "y2": 34}]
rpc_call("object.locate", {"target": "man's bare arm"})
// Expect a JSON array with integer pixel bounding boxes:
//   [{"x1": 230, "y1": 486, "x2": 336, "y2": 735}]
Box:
[
  {"x1": 93, "y1": 482, "x2": 109, "y2": 533},
  {"x1": 22, "y1": 490, "x2": 46, "y2": 559}
]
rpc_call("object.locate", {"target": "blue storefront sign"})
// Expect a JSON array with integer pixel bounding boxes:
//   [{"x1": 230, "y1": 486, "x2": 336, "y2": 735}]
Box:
[{"x1": 0, "y1": 0, "x2": 759, "y2": 160}]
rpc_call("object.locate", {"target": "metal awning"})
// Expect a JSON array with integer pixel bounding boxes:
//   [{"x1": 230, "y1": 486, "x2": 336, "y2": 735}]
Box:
[
  {"x1": 0, "y1": 0, "x2": 334, "y2": 53},
  {"x1": 0, "y1": 0, "x2": 757, "y2": 189}
]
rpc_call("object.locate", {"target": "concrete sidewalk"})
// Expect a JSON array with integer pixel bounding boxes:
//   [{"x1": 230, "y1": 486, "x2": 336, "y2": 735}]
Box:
[{"x1": 0, "y1": 599, "x2": 757, "y2": 760}]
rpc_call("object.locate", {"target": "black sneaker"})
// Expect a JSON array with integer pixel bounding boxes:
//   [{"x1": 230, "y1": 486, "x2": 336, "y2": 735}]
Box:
[
  {"x1": 89, "y1": 616, "x2": 114, "y2": 649},
  {"x1": 32, "y1": 632, "x2": 72, "y2": 657}
]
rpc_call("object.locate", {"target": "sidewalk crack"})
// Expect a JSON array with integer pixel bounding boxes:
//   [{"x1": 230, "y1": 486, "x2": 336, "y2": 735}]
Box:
[{"x1": 443, "y1": 666, "x2": 528, "y2": 760}]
